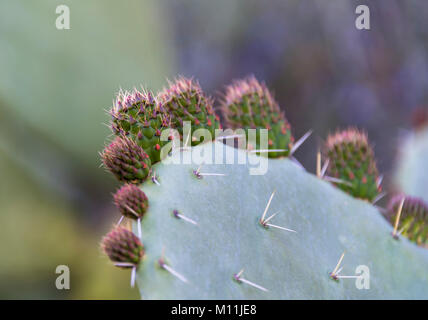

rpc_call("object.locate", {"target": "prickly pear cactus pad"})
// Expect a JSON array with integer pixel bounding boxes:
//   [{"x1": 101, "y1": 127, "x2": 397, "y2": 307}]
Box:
[
  {"x1": 221, "y1": 76, "x2": 294, "y2": 158},
  {"x1": 324, "y1": 128, "x2": 381, "y2": 202},
  {"x1": 158, "y1": 77, "x2": 221, "y2": 146},
  {"x1": 128, "y1": 142, "x2": 428, "y2": 299},
  {"x1": 395, "y1": 127, "x2": 428, "y2": 203}
]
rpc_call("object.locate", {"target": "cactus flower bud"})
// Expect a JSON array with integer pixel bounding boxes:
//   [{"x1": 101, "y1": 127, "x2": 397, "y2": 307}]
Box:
[
  {"x1": 388, "y1": 194, "x2": 428, "y2": 246},
  {"x1": 110, "y1": 89, "x2": 171, "y2": 164},
  {"x1": 114, "y1": 184, "x2": 148, "y2": 219},
  {"x1": 101, "y1": 136, "x2": 151, "y2": 184},
  {"x1": 101, "y1": 227, "x2": 144, "y2": 267},
  {"x1": 221, "y1": 76, "x2": 294, "y2": 158},
  {"x1": 324, "y1": 128, "x2": 380, "y2": 201},
  {"x1": 411, "y1": 107, "x2": 428, "y2": 131},
  {"x1": 158, "y1": 77, "x2": 221, "y2": 146}
]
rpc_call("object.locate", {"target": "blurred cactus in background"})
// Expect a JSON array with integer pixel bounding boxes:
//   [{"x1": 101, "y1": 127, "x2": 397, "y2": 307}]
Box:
[
  {"x1": 101, "y1": 136, "x2": 152, "y2": 184},
  {"x1": 110, "y1": 89, "x2": 171, "y2": 164},
  {"x1": 113, "y1": 184, "x2": 149, "y2": 220},
  {"x1": 102, "y1": 227, "x2": 144, "y2": 268},
  {"x1": 0, "y1": 0, "x2": 172, "y2": 298},
  {"x1": 324, "y1": 128, "x2": 380, "y2": 202}
]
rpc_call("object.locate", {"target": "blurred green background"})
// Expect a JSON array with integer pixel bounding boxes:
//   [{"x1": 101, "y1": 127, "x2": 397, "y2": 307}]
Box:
[{"x1": 0, "y1": 0, "x2": 427, "y2": 298}]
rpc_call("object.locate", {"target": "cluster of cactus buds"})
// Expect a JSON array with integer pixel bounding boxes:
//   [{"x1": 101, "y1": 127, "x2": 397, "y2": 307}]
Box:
[
  {"x1": 101, "y1": 136, "x2": 151, "y2": 184},
  {"x1": 323, "y1": 128, "x2": 381, "y2": 202},
  {"x1": 388, "y1": 194, "x2": 428, "y2": 246},
  {"x1": 158, "y1": 77, "x2": 221, "y2": 146},
  {"x1": 110, "y1": 89, "x2": 171, "y2": 163},
  {"x1": 101, "y1": 227, "x2": 144, "y2": 268},
  {"x1": 221, "y1": 75, "x2": 294, "y2": 158},
  {"x1": 114, "y1": 184, "x2": 149, "y2": 220}
]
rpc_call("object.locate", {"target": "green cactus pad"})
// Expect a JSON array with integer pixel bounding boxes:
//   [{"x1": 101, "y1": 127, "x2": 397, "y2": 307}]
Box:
[
  {"x1": 114, "y1": 184, "x2": 149, "y2": 220},
  {"x1": 110, "y1": 89, "x2": 171, "y2": 164},
  {"x1": 101, "y1": 136, "x2": 151, "y2": 184},
  {"x1": 158, "y1": 77, "x2": 221, "y2": 146},
  {"x1": 101, "y1": 227, "x2": 144, "y2": 268},
  {"x1": 128, "y1": 141, "x2": 428, "y2": 299},
  {"x1": 324, "y1": 128, "x2": 381, "y2": 202},
  {"x1": 388, "y1": 195, "x2": 428, "y2": 246},
  {"x1": 221, "y1": 76, "x2": 294, "y2": 158}
]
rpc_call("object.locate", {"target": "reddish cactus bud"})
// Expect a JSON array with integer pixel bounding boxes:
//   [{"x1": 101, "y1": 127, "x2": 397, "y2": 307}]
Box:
[
  {"x1": 221, "y1": 75, "x2": 293, "y2": 158},
  {"x1": 113, "y1": 184, "x2": 149, "y2": 220},
  {"x1": 110, "y1": 89, "x2": 171, "y2": 164},
  {"x1": 101, "y1": 136, "x2": 151, "y2": 184},
  {"x1": 324, "y1": 128, "x2": 380, "y2": 201},
  {"x1": 388, "y1": 194, "x2": 428, "y2": 246},
  {"x1": 101, "y1": 227, "x2": 144, "y2": 267}
]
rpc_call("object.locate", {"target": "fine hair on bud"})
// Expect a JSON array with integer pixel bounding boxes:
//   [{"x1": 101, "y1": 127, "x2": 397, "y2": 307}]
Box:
[
  {"x1": 388, "y1": 194, "x2": 428, "y2": 246},
  {"x1": 101, "y1": 227, "x2": 144, "y2": 268},
  {"x1": 221, "y1": 75, "x2": 293, "y2": 158},
  {"x1": 324, "y1": 128, "x2": 380, "y2": 201},
  {"x1": 101, "y1": 136, "x2": 151, "y2": 184},
  {"x1": 158, "y1": 76, "x2": 221, "y2": 146},
  {"x1": 110, "y1": 88, "x2": 171, "y2": 164},
  {"x1": 114, "y1": 184, "x2": 149, "y2": 220}
]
